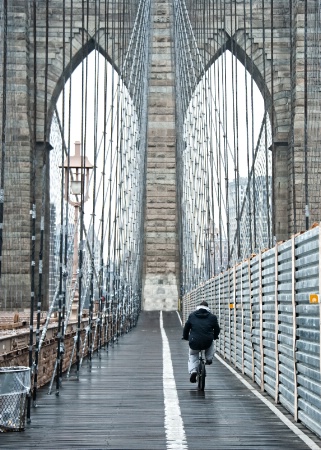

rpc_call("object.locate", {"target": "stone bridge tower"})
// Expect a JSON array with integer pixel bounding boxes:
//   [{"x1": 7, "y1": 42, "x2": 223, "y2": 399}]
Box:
[{"x1": 142, "y1": 0, "x2": 179, "y2": 310}]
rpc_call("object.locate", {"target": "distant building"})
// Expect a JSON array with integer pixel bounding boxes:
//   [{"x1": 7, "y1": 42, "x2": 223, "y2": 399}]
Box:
[
  {"x1": 228, "y1": 177, "x2": 249, "y2": 256},
  {"x1": 228, "y1": 175, "x2": 272, "y2": 261}
]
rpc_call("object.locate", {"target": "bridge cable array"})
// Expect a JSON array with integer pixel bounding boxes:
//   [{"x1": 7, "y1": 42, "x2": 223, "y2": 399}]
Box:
[
  {"x1": 21, "y1": 0, "x2": 151, "y2": 413},
  {"x1": 174, "y1": 0, "x2": 273, "y2": 294},
  {"x1": 173, "y1": 0, "x2": 321, "y2": 296},
  {"x1": 0, "y1": 0, "x2": 321, "y2": 421}
]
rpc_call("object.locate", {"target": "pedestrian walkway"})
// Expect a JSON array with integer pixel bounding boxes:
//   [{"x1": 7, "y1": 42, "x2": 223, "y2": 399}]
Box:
[{"x1": 1, "y1": 311, "x2": 321, "y2": 449}]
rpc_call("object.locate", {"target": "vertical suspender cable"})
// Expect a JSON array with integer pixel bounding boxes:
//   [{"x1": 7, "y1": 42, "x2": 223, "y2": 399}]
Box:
[
  {"x1": 229, "y1": 2, "x2": 241, "y2": 262},
  {"x1": 118, "y1": 0, "x2": 126, "y2": 336},
  {"x1": 208, "y1": 0, "x2": 215, "y2": 277},
  {"x1": 216, "y1": 0, "x2": 223, "y2": 269},
  {"x1": 173, "y1": 0, "x2": 183, "y2": 294},
  {"x1": 37, "y1": 0, "x2": 50, "y2": 374},
  {"x1": 261, "y1": 0, "x2": 271, "y2": 248},
  {"x1": 230, "y1": 0, "x2": 237, "y2": 260},
  {"x1": 37, "y1": 0, "x2": 50, "y2": 396},
  {"x1": 270, "y1": 0, "x2": 275, "y2": 241},
  {"x1": 0, "y1": 0, "x2": 7, "y2": 278},
  {"x1": 95, "y1": 0, "x2": 103, "y2": 353},
  {"x1": 206, "y1": 3, "x2": 212, "y2": 279},
  {"x1": 65, "y1": 0, "x2": 73, "y2": 329},
  {"x1": 32, "y1": 0, "x2": 40, "y2": 406},
  {"x1": 99, "y1": 0, "x2": 107, "y2": 349},
  {"x1": 76, "y1": 0, "x2": 85, "y2": 379},
  {"x1": 28, "y1": 0, "x2": 36, "y2": 421},
  {"x1": 114, "y1": 33, "x2": 122, "y2": 340},
  {"x1": 110, "y1": 0, "x2": 117, "y2": 341},
  {"x1": 92, "y1": 0, "x2": 101, "y2": 357},
  {"x1": 99, "y1": 0, "x2": 109, "y2": 350},
  {"x1": 202, "y1": 0, "x2": 207, "y2": 279},
  {"x1": 116, "y1": 0, "x2": 123, "y2": 339},
  {"x1": 214, "y1": 30, "x2": 220, "y2": 272},
  {"x1": 209, "y1": 26, "x2": 216, "y2": 276},
  {"x1": 58, "y1": 0, "x2": 67, "y2": 384},
  {"x1": 78, "y1": 0, "x2": 90, "y2": 370},
  {"x1": 250, "y1": 0, "x2": 257, "y2": 249},
  {"x1": 233, "y1": 0, "x2": 241, "y2": 261},
  {"x1": 139, "y1": 0, "x2": 150, "y2": 314},
  {"x1": 243, "y1": 0, "x2": 252, "y2": 254},
  {"x1": 81, "y1": 0, "x2": 90, "y2": 356},
  {"x1": 221, "y1": 1, "x2": 230, "y2": 267},
  {"x1": 105, "y1": 0, "x2": 112, "y2": 349},
  {"x1": 53, "y1": 0, "x2": 72, "y2": 392},
  {"x1": 88, "y1": 0, "x2": 99, "y2": 365},
  {"x1": 107, "y1": 0, "x2": 114, "y2": 344},
  {"x1": 111, "y1": 0, "x2": 118, "y2": 341},
  {"x1": 289, "y1": 0, "x2": 296, "y2": 233},
  {"x1": 94, "y1": 3, "x2": 102, "y2": 355},
  {"x1": 304, "y1": 0, "x2": 309, "y2": 230}
]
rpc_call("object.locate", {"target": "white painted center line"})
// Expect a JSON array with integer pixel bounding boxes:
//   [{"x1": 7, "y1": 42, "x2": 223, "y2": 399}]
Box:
[{"x1": 160, "y1": 311, "x2": 188, "y2": 450}]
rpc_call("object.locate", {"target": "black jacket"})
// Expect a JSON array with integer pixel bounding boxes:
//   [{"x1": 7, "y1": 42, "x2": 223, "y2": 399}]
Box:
[{"x1": 183, "y1": 307, "x2": 220, "y2": 350}]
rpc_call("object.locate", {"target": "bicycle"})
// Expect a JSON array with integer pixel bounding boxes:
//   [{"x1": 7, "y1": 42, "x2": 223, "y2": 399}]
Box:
[{"x1": 197, "y1": 349, "x2": 206, "y2": 391}]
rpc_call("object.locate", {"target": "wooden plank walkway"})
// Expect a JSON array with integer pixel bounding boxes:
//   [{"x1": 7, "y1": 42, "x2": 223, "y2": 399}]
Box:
[{"x1": 1, "y1": 311, "x2": 321, "y2": 449}]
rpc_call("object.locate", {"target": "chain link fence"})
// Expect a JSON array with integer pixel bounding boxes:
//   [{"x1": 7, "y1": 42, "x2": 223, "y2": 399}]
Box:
[{"x1": 0, "y1": 366, "x2": 30, "y2": 431}]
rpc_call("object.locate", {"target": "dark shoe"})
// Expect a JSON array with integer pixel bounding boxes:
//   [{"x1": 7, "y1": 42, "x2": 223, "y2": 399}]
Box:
[
  {"x1": 206, "y1": 360, "x2": 212, "y2": 365},
  {"x1": 190, "y1": 372, "x2": 197, "y2": 383}
]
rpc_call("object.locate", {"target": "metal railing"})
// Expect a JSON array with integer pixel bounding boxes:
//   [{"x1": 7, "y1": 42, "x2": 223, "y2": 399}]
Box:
[{"x1": 183, "y1": 224, "x2": 321, "y2": 438}]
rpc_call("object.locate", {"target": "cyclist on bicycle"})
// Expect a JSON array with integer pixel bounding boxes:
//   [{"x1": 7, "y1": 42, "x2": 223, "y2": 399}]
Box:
[{"x1": 182, "y1": 300, "x2": 220, "y2": 383}]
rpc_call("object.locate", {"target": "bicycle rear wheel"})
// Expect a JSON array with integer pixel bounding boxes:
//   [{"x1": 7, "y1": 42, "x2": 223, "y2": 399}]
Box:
[{"x1": 197, "y1": 361, "x2": 206, "y2": 391}]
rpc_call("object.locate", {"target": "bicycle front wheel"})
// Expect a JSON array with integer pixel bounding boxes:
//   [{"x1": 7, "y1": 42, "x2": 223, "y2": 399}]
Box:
[{"x1": 198, "y1": 361, "x2": 206, "y2": 391}]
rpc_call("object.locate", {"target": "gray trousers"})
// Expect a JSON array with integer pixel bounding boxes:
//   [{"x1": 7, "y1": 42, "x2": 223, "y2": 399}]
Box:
[{"x1": 188, "y1": 341, "x2": 215, "y2": 373}]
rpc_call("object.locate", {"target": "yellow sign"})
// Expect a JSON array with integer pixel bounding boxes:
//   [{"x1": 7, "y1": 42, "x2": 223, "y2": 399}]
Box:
[
  {"x1": 309, "y1": 294, "x2": 319, "y2": 304},
  {"x1": 229, "y1": 303, "x2": 235, "y2": 309}
]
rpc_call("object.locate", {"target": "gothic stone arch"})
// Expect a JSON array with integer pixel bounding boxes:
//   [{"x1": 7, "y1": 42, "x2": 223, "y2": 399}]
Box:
[
  {"x1": 0, "y1": 1, "x2": 138, "y2": 309},
  {"x1": 184, "y1": 0, "x2": 321, "y2": 240}
]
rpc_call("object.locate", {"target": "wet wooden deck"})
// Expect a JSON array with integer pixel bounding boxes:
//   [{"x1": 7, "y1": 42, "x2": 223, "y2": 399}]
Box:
[{"x1": 1, "y1": 311, "x2": 321, "y2": 449}]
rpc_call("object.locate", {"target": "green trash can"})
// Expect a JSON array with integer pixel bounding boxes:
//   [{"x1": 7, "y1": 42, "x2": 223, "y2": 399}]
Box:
[{"x1": 0, "y1": 366, "x2": 31, "y2": 431}]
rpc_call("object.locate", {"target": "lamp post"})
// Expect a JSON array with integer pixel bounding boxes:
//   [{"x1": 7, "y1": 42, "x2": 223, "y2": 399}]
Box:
[{"x1": 61, "y1": 141, "x2": 93, "y2": 315}]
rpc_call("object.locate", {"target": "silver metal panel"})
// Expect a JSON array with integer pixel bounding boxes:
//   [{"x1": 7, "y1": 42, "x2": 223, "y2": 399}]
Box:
[{"x1": 183, "y1": 226, "x2": 321, "y2": 438}]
